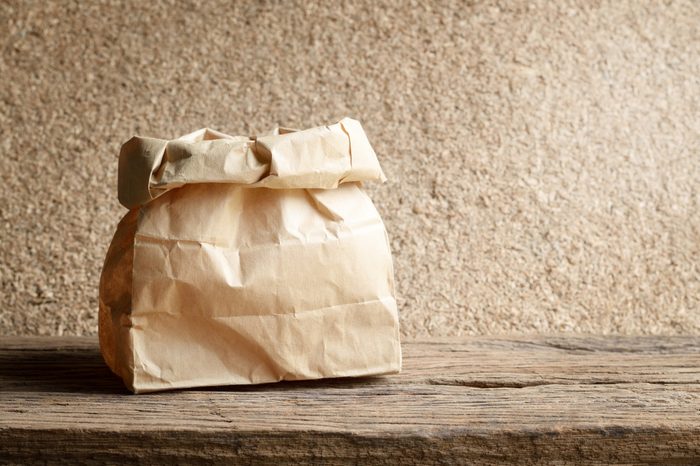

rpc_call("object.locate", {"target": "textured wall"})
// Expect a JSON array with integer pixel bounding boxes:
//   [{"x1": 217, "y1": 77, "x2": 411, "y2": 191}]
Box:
[{"x1": 1, "y1": 0, "x2": 698, "y2": 336}]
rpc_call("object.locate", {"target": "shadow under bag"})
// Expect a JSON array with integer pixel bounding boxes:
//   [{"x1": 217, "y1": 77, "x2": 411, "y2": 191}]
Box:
[{"x1": 99, "y1": 118, "x2": 401, "y2": 393}]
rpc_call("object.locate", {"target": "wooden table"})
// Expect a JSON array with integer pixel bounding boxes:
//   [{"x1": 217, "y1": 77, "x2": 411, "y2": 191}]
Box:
[{"x1": 1, "y1": 336, "x2": 699, "y2": 464}]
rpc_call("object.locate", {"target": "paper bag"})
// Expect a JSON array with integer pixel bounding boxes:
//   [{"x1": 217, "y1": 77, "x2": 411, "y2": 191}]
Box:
[{"x1": 99, "y1": 118, "x2": 402, "y2": 393}]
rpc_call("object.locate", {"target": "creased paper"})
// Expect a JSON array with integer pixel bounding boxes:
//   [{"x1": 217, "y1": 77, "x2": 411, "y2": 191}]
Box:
[{"x1": 99, "y1": 118, "x2": 401, "y2": 393}]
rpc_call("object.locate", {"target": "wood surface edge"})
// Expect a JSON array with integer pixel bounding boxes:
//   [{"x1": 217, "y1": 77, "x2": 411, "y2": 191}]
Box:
[{"x1": 2, "y1": 425, "x2": 700, "y2": 465}]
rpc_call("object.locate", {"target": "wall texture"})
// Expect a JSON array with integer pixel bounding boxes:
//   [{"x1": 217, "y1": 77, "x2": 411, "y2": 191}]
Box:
[{"x1": 1, "y1": 0, "x2": 698, "y2": 336}]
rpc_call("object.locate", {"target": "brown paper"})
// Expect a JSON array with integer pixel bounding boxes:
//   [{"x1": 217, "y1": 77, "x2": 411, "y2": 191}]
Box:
[{"x1": 99, "y1": 118, "x2": 401, "y2": 393}]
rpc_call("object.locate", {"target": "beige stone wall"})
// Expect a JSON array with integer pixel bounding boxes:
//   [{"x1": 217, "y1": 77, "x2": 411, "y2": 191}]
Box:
[{"x1": 1, "y1": 0, "x2": 698, "y2": 336}]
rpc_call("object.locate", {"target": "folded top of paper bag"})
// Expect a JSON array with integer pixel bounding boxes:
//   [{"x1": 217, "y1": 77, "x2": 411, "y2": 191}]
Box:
[{"x1": 118, "y1": 117, "x2": 386, "y2": 209}]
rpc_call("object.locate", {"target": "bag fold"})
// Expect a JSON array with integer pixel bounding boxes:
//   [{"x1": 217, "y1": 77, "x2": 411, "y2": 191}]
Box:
[{"x1": 118, "y1": 118, "x2": 386, "y2": 209}]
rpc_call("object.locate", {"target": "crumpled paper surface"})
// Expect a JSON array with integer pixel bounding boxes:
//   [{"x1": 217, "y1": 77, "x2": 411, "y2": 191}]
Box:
[{"x1": 99, "y1": 118, "x2": 401, "y2": 393}]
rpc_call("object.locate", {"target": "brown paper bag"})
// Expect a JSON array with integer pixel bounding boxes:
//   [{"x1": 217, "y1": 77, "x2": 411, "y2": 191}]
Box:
[{"x1": 99, "y1": 118, "x2": 401, "y2": 393}]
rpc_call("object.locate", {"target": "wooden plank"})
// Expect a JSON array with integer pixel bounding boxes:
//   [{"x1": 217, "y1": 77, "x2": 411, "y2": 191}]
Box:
[
  {"x1": 3, "y1": 335, "x2": 698, "y2": 391},
  {"x1": 1, "y1": 336, "x2": 699, "y2": 464}
]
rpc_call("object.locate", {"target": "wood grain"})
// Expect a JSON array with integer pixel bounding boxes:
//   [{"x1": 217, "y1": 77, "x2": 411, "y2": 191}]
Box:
[{"x1": 1, "y1": 336, "x2": 699, "y2": 465}]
